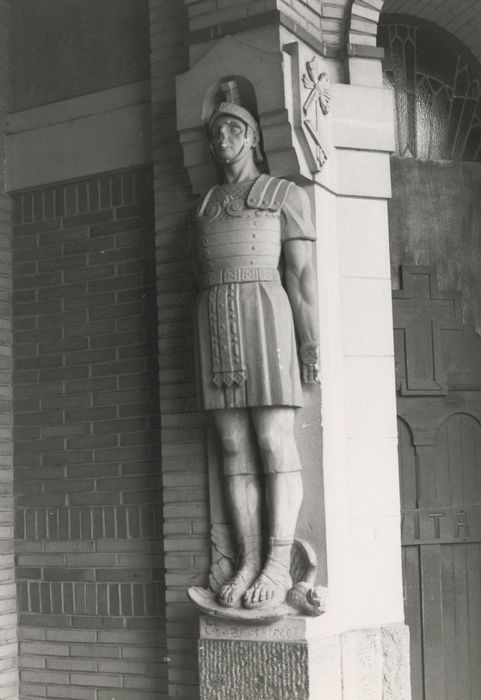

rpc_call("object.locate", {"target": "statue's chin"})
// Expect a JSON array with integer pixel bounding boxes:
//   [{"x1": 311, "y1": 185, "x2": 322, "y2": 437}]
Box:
[
  {"x1": 213, "y1": 141, "x2": 252, "y2": 165},
  {"x1": 214, "y1": 151, "x2": 238, "y2": 164}
]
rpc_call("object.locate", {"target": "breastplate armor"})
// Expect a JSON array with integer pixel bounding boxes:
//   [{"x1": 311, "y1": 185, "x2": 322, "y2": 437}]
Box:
[{"x1": 194, "y1": 176, "x2": 292, "y2": 274}]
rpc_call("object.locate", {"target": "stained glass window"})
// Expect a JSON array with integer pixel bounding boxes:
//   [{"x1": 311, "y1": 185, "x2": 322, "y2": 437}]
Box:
[{"x1": 378, "y1": 15, "x2": 481, "y2": 161}]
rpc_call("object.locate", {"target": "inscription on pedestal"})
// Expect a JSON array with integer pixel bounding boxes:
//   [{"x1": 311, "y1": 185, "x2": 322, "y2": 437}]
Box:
[
  {"x1": 202, "y1": 621, "x2": 297, "y2": 642},
  {"x1": 199, "y1": 614, "x2": 324, "y2": 643}
]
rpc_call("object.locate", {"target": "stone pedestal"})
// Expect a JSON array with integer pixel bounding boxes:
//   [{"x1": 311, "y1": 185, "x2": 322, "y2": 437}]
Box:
[
  {"x1": 199, "y1": 616, "x2": 333, "y2": 700},
  {"x1": 198, "y1": 616, "x2": 411, "y2": 700}
]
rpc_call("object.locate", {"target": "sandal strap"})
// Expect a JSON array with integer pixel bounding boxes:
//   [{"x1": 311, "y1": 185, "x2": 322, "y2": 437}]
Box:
[
  {"x1": 252, "y1": 561, "x2": 291, "y2": 589},
  {"x1": 269, "y1": 537, "x2": 293, "y2": 547}
]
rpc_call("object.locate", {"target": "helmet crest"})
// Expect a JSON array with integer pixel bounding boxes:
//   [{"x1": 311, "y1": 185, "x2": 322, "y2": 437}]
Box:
[{"x1": 208, "y1": 80, "x2": 259, "y2": 138}]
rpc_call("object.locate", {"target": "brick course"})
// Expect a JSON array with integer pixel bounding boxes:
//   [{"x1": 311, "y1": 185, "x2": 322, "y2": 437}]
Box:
[
  {"x1": 0, "y1": 2, "x2": 18, "y2": 698},
  {"x1": 13, "y1": 166, "x2": 167, "y2": 699},
  {"x1": 19, "y1": 626, "x2": 168, "y2": 700}
]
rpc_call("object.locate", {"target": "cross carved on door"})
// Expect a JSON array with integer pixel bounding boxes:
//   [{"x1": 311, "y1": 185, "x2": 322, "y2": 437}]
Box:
[{"x1": 393, "y1": 266, "x2": 462, "y2": 396}]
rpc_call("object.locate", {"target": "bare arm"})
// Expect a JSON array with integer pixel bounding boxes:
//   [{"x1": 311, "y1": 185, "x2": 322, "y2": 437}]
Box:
[{"x1": 283, "y1": 238, "x2": 319, "y2": 384}]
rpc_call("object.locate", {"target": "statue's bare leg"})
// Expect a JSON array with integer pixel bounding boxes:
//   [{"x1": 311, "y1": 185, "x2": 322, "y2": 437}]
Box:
[
  {"x1": 243, "y1": 406, "x2": 303, "y2": 608},
  {"x1": 212, "y1": 409, "x2": 263, "y2": 607}
]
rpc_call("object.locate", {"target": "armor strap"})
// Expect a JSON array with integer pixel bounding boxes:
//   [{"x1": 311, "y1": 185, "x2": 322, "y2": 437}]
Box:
[
  {"x1": 247, "y1": 174, "x2": 293, "y2": 212},
  {"x1": 197, "y1": 186, "x2": 216, "y2": 217}
]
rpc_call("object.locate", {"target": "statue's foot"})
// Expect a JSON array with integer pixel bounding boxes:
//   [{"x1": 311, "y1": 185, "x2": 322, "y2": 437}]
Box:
[
  {"x1": 217, "y1": 565, "x2": 260, "y2": 608},
  {"x1": 242, "y1": 559, "x2": 292, "y2": 609}
]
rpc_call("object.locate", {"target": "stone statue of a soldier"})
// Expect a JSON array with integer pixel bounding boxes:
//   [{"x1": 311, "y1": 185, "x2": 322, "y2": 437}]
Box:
[{"x1": 193, "y1": 83, "x2": 319, "y2": 611}]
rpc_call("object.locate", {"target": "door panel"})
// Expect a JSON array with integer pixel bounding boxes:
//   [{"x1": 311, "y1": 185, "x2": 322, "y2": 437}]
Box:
[
  {"x1": 395, "y1": 270, "x2": 481, "y2": 699},
  {"x1": 402, "y1": 545, "x2": 423, "y2": 699},
  {"x1": 398, "y1": 410, "x2": 481, "y2": 700}
]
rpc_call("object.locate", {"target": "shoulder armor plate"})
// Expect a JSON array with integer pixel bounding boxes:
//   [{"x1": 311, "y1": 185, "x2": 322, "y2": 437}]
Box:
[
  {"x1": 247, "y1": 175, "x2": 293, "y2": 212},
  {"x1": 197, "y1": 186, "x2": 216, "y2": 217}
]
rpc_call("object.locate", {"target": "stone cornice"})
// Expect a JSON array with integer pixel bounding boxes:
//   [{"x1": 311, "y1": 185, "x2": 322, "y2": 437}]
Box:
[{"x1": 185, "y1": 7, "x2": 343, "y2": 59}]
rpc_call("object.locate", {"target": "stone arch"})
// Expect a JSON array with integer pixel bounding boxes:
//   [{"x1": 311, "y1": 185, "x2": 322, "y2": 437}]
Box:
[
  {"x1": 379, "y1": 15, "x2": 481, "y2": 161},
  {"x1": 347, "y1": 0, "x2": 481, "y2": 65}
]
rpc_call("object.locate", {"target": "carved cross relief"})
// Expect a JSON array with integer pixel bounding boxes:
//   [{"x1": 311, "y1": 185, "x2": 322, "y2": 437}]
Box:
[
  {"x1": 283, "y1": 42, "x2": 332, "y2": 176},
  {"x1": 301, "y1": 56, "x2": 331, "y2": 170},
  {"x1": 393, "y1": 266, "x2": 462, "y2": 396}
]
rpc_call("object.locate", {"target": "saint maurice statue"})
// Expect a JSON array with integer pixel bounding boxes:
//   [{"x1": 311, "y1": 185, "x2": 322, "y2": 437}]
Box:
[{"x1": 193, "y1": 82, "x2": 319, "y2": 611}]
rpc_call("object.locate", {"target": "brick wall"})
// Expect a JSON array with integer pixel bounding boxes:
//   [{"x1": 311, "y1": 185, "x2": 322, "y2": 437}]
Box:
[
  {"x1": 149, "y1": 1, "x2": 210, "y2": 698},
  {"x1": 0, "y1": 1, "x2": 19, "y2": 698},
  {"x1": 13, "y1": 167, "x2": 168, "y2": 700}
]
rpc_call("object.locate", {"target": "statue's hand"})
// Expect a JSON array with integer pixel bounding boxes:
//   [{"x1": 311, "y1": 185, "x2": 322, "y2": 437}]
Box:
[{"x1": 300, "y1": 342, "x2": 320, "y2": 384}]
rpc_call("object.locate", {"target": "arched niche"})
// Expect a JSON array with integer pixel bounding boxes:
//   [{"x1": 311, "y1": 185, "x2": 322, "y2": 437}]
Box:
[
  {"x1": 433, "y1": 412, "x2": 481, "y2": 507},
  {"x1": 175, "y1": 34, "x2": 316, "y2": 193}
]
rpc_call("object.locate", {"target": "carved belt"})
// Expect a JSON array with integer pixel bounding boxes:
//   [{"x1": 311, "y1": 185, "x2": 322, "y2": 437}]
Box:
[{"x1": 200, "y1": 267, "x2": 280, "y2": 289}]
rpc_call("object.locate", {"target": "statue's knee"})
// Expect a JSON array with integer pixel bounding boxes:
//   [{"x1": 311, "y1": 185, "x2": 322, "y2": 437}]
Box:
[
  {"x1": 257, "y1": 430, "x2": 282, "y2": 464},
  {"x1": 219, "y1": 432, "x2": 242, "y2": 458}
]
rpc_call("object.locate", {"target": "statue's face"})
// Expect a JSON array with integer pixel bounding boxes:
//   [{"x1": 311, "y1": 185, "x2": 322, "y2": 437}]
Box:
[{"x1": 210, "y1": 115, "x2": 253, "y2": 164}]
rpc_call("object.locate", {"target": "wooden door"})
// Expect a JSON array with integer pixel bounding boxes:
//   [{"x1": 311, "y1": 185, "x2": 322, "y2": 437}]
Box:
[{"x1": 394, "y1": 266, "x2": 481, "y2": 700}]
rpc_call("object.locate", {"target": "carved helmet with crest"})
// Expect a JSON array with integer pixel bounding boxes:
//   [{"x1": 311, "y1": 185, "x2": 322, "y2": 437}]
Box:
[{"x1": 208, "y1": 80, "x2": 262, "y2": 161}]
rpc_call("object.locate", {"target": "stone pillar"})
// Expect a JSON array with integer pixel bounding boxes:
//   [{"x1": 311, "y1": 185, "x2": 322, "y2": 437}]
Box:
[
  {"x1": 174, "y1": 1, "x2": 411, "y2": 697},
  {"x1": 307, "y1": 43, "x2": 412, "y2": 698},
  {"x1": 321, "y1": 78, "x2": 405, "y2": 630}
]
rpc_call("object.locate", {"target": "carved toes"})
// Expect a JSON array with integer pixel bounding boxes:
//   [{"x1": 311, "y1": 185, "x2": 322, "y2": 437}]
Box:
[
  {"x1": 242, "y1": 572, "x2": 291, "y2": 609},
  {"x1": 216, "y1": 567, "x2": 258, "y2": 608}
]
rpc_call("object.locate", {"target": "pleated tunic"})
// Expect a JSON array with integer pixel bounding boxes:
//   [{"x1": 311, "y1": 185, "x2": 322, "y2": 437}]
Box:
[{"x1": 193, "y1": 174, "x2": 315, "y2": 410}]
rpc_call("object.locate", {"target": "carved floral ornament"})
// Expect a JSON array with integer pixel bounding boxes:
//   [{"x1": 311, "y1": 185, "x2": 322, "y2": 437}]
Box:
[{"x1": 301, "y1": 56, "x2": 331, "y2": 169}]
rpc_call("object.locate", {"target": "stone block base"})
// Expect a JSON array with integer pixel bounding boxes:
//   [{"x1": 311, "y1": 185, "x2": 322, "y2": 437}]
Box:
[
  {"x1": 200, "y1": 638, "x2": 311, "y2": 699},
  {"x1": 198, "y1": 617, "x2": 411, "y2": 700}
]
